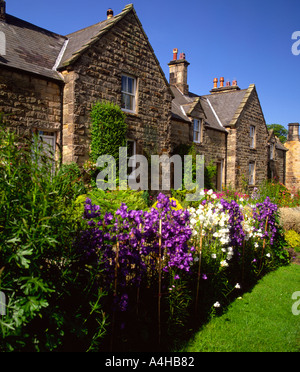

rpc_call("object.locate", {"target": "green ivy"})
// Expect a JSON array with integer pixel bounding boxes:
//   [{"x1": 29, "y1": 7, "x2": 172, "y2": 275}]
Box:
[{"x1": 90, "y1": 101, "x2": 127, "y2": 165}]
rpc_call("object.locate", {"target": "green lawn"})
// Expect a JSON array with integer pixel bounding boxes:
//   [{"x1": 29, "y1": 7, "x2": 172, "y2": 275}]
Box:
[{"x1": 182, "y1": 264, "x2": 300, "y2": 352}]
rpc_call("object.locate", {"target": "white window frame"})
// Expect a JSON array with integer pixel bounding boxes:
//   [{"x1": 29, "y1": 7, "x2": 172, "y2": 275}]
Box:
[
  {"x1": 249, "y1": 161, "x2": 256, "y2": 186},
  {"x1": 193, "y1": 119, "x2": 202, "y2": 144},
  {"x1": 38, "y1": 131, "x2": 56, "y2": 173},
  {"x1": 270, "y1": 143, "x2": 275, "y2": 160},
  {"x1": 250, "y1": 125, "x2": 256, "y2": 149},
  {"x1": 121, "y1": 75, "x2": 137, "y2": 113}
]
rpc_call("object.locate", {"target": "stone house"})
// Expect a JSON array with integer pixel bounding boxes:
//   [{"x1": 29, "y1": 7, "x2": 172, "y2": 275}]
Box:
[
  {"x1": 168, "y1": 50, "x2": 287, "y2": 190},
  {"x1": 0, "y1": 2, "x2": 173, "y2": 167},
  {"x1": 0, "y1": 1, "x2": 288, "y2": 191}
]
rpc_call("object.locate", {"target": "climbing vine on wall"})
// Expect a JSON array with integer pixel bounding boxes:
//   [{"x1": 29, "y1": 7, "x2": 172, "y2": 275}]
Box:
[{"x1": 90, "y1": 101, "x2": 127, "y2": 165}]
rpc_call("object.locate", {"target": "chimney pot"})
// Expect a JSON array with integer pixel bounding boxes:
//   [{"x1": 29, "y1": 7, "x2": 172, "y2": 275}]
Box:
[
  {"x1": 107, "y1": 8, "x2": 114, "y2": 19},
  {"x1": 226, "y1": 81, "x2": 231, "y2": 87},
  {"x1": 173, "y1": 48, "x2": 178, "y2": 61},
  {"x1": 232, "y1": 80, "x2": 238, "y2": 86},
  {"x1": 220, "y1": 77, "x2": 225, "y2": 88},
  {"x1": 213, "y1": 78, "x2": 218, "y2": 89},
  {"x1": 179, "y1": 52, "x2": 186, "y2": 60}
]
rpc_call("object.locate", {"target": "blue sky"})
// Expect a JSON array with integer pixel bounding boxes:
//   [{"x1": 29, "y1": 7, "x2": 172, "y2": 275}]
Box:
[{"x1": 7, "y1": 0, "x2": 300, "y2": 128}]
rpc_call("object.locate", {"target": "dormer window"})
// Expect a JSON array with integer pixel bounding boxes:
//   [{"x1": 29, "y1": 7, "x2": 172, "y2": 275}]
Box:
[
  {"x1": 270, "y1": 143, "x2": 275, "y2": 160},
  {"x1": 193, "y1": 119, "x2": 202, "y2": 143}
]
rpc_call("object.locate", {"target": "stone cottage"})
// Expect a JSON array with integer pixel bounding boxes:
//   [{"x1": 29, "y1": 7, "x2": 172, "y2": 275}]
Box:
[
  {"x1": 0, "y1": 1, "x2": 288, "y2": 191},
  {"x1": 0, "y1": 2, "x2": 173, "y2": 166},
  {"x1": 168, "y1": 49, "x2": 287, "y2": 190}
]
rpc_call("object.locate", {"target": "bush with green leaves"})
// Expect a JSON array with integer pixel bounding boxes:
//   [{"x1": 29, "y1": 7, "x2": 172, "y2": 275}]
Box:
[
  {"x1": 0, "y1": 117, "x2": 107, "y2": 351},
  {"x1": 90, "y1": 101, "x2": 127, "y2": 165}
]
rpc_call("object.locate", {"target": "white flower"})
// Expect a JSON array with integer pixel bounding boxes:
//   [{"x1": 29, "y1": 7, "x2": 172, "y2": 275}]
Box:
[
  {"x1": 213, "y1": 302, "x2": 221, "y2": 308},
  {"x1": 254, "y1": 242, "x2": 259, "y2": 248},
  {"x1": 220, "y1": 260, "x2": 229, "y2": 267},
  {"x1": 266, "y1": 253, "x2": 271, "y2": 258},
  {"x1": 235, "y1": 283, "x2": 241, "y2": 289},
  {"x1": 207, "y1": 189, "x2": 213, "y2": 196},
  {"x1": 211, "y1": 254, "x2": 217, "y2": 259},
  {"x1": 211, "y1": 193, "x2": 217, "y2": 199},
  {"x1": 190, "y1": 218, "x2": 197, "y2": 226}
]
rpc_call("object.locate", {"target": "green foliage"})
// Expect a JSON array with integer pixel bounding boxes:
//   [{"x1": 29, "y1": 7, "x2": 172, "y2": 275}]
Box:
[
  {"x1": 90, "y1": 101, "x2": 127, "y2": 164},
  {"x1": 267, "y1": 124, "x2": 288, "y2": 144},
  {"x1": 75, "y1": 188, "x2": 149, "y2": 216},
  {"x1": 204, "y1": 160, "x2": 217, "y2": 190},
  {"x1": 0, "y1": 117, "x2": 107, "y2": 351},
  {"x1": 285, "y1": 230, "x2": 300, "y2": 252},
  {"x1": 254, "y1": 180, "x2": 300, "y2": 207}
]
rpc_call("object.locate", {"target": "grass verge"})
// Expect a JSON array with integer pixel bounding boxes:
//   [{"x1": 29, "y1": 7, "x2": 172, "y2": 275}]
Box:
[{"x1": 182, "y1": 264, "x2": 300, "y2": 352}]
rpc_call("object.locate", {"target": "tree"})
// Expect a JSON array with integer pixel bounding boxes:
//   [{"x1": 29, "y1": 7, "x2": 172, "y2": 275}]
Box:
[{"x1": 267, "y1": 124, "x2": 288, "y2": 144}]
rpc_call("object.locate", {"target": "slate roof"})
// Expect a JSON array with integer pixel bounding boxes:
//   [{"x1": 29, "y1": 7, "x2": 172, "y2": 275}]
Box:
[
  {"x1": 58, "y1": 4, "x2": 134, "y2": 69},
  {"x1": 170, "y1": 85, "x2": 246, "y2": 133},
  {"x1": 201, "y1": 89, "x2": 248, "y2": 127},
  {"x1": 0, "y1": 14, "x2": 66, "y2": 81}
]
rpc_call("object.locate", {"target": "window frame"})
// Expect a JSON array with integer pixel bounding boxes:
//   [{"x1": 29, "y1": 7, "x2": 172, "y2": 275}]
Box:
[
  {"x1": 121, "y1": 75, "x2": 137, "y2": 113},
  {"x1": 270, "y1": 143, "x2": 275, "y2": 160},
  {"x1": 249, "y1": 161, "x2": 256, "y2": 186},
  {"x1": 193, "y1": 119, "x2": 202, "y2": 144},
  {"x1": 250, "y1": 125, "x2": 256, "y2": 149}
]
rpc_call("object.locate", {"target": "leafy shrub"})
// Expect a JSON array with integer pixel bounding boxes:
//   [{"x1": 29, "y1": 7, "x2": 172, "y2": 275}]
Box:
[
  {"x1": 0, "y1": 118, "x2": 106, "y2": 351},
  {"x1": 255, "y1": 180, "x2": 300, "y2": 207},
  {"x1": 285, "y1": 230, "x2": 300, "y2": 252},
  {"x1": 75, "y1": 188, "x2": 148, "y2": 216},
  {"x1": 90, "y1": 101, "x2": 127, "y2": 164}
]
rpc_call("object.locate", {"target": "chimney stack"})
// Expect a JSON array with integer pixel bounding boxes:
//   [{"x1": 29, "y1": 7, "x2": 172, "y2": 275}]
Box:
[
  {"x1": 173, "y1": 48, "x2": 178, "y2": 61},
  {"x1": 107, "y1": 8, "x2": 114, "y2": 19},
  {"x1": 211, "y1": 77, "x2": 240, "y2": 94},
  {"x1": 288, "y1": 123, "x2": 300, "y2": 141},
  {"x1": 0, "y1": 1, "x2": 6, "y2": 21},
  {"x1": 168, "y1": 49, "x2": 190, "y2": 95}
]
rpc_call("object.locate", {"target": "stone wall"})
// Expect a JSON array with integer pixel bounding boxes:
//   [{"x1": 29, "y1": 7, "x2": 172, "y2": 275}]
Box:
[
  {"x1": 285, "y1": 140, "x2": 300, "y2": 191},
  {"x1": 170, "y1": 119, "x2": 227, "y2": 189},
  {"x1": 0, "y1": 67, "x2": 62, "y2": 137},
  {"x1": 268, "y1": 148, "x2": 286, "y2": 184},
  {"x1": 229, "y1": 88, "x2": 268, "y2": 190},
  {"x1": 61, "y1": 11, "x2": 173, "y2": 165}
]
